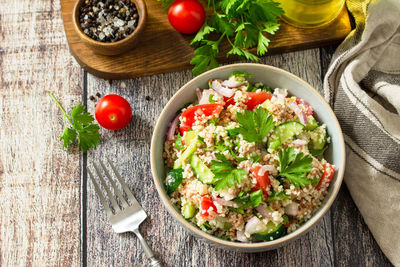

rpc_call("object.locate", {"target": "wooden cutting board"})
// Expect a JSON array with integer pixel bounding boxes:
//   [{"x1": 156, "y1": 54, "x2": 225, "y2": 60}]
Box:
[{"x1": 60, "y1": 0, "x2": 351, "y2": 80}]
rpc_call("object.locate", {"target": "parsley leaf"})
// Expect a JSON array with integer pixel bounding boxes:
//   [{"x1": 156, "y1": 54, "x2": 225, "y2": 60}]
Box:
[
  {"x1": 209, "y1": 94, "x2": 216, "y2": 103},
  {"x1": 210, "y1": 153, "x2": 246, "y2": 191},
  {"x1": 231, "y1": 71, "x2": 254, "y2": 78},
  {"x1": 50, "y1": 92, "x2": 100, "y2": 153},
  {"x1": 174, "y1": 133, "x2": 184, "y2": 150},
  {"x1": 250, "y1": 154, "x2": 260, "y2": 163},
  {"x1": 190, "y1": 24, "x2": 216, "y2": 45},
  {"x1": 231, "y1": 189, "x2": 263, "y2": 214},
  {"x1": 156, "y1": 0, "x2": 174, "y2": 10},
  {"x1": 312, "y1": 176, "x2": 321, "y2": 187},
  {"x1": 278, "y1": 147, "x2": 313, "y2": 188},
  {"x1": 190, "y1": 44, "x2": 220, "y2": 76},
  {"x1": 209, "y1": 118, "x2": 219, "y2": 125},
  {"x1": 236, "y1": 107, "x2": 275, "y2": 143}
]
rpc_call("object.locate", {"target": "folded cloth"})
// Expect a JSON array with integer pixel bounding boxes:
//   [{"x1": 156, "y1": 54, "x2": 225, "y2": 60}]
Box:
[{"x1": 323, "y1": 0, "x2": 400, "y2": 265}]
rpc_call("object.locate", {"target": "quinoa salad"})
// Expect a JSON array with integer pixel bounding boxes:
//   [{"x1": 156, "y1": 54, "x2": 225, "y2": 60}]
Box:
[{"x1": 163, "y1": 71, "x2": 335, "y2": 242}]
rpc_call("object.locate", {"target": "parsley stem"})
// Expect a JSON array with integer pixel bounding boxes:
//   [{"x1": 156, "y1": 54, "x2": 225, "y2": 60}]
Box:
[{"x1": 49, "y1": 92, "x2": 74, "y2": 128}]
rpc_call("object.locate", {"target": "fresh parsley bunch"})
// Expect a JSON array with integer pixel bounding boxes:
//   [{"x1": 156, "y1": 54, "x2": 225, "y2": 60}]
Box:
[
  {"x1": 158, "y1": 0, "x2": 284, "y2": 76},
  {"x1": 190, "y1": 0, "x2": 284, "y2": 76},
  {"x1": 50, "y1": 93, "x2": 101, "y2": 153}
]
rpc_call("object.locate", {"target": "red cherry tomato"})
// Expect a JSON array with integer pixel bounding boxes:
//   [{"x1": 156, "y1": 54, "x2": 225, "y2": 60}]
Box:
[
  {"x1": 251, "y1": 166, "x2": 271, "y2": 198},
  {"x1": 296, "y1": 98, "x2": 313, "y2": 116},
  {"x1": 224, "y1": 92, "x2": 272, "y2": 110},
  {"x1": 316, "y1": 164, "x2": 335, "y2": 190},
  {"x1": 179, "y1": 103, "x2": 223, "y2": 135},
  {"x1": 168, "y1": 0, "x2": 205, "y2": 34},
  {"x1": 95, "y1": 94, "x2": 132, "y2": 130},
  {"x1": 200, "y1": 195, "x2": 218, "y2": 220}
]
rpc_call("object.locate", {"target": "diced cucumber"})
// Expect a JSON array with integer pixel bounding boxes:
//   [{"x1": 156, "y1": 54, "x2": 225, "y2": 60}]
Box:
[
  {"x1": 183, "y1": 131, "x2": 197, "y2": 147},
  {"x1": 190, "y1": 154, "x2": 215, "y2": 184},
  {"x1": 174, "y1": 137, "x2": 199, "y2": 169},
  {"x1": 182, "y1": 202, "x2": 196, "y2": 219},
  {"x1": 308, "y1": 126, "x2": 327, "y2": 150},
  {"x1": 304, "y1": 116, "x2": 319, "y2": 131},
  {"x1": 166, "y1": 169, "x2": 183, "y2": 194},
  {"x1": 252, "y1": 222, "x2": 286, "y2": 241},
  {"x1": 268, "y1": 121, "x2": 304, "y2": 149}
]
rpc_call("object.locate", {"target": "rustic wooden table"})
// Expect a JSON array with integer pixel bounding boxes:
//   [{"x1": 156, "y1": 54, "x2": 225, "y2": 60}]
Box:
[{"x1": 0, "y1": 1, "x2": 394, "y2": 266}]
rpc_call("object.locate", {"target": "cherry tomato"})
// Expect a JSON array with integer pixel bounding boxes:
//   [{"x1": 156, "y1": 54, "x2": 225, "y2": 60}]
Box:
[
  {"x1": 251, "y1": 166, "x2": 271, "y2": 198},
  {"x1": 95, "y1": 94, "x2": 132, "y2": 130},
  {"x1": 179, "y1": 103, "x2": 223, "y2": 135},
  {"x1": 316, "y1": 164, "x2": 335, "y2": 190},
  {"x1": 296, "y1": 98, "x2": 313, "y2": 116},
  {"x1": 224, "y1": 92, "x2": 272, "y2": 110},
  {"x1": 168, "y1": 0, "x2": 205, "y2": 34},
  {"x1": 200, "y1": 195, "x2": 218, "y2": 220}
]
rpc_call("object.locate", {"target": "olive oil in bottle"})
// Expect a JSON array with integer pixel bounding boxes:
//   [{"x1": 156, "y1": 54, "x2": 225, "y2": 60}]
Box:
[{"x1": 278, "y1": 0, "x2": 345, "y2": 28}]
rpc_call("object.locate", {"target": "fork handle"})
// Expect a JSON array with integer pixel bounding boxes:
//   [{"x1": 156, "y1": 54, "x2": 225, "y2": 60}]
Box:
[{"x1": 132, "y1": 228, "x2": 163, "y2": 267}]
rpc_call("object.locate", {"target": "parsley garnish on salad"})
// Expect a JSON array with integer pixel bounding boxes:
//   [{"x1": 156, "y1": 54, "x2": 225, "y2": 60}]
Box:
[
  {"x1": 231, "y1": 189, "x2": 263, "y2": 214},
  {"x1": 50, "y1": 92, "x2": 100, "y2": 153},
  {"x1": 278, "y1": 147, "x2": 313, "y2": 188},
  {"x1": 210, "y1": 153, "x2": 246, "y2": 191},
  {"x1": 236, "y1": 107, "x2": 275, "y2": 144}
]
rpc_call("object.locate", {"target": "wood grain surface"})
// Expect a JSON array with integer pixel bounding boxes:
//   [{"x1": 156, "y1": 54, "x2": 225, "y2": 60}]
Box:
[
  {"x1": 0, "y1": 0, "x2": 393, "y2": 266},
  {"x1": 0, "y1": 0, "x2": 82, "y2": 266},
  {"x1": 60, "y1": 0, "x2": 351, "y2": 79}
]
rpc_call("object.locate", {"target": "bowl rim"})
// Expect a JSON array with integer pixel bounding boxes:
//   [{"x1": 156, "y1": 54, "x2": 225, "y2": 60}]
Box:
[
  {"x1": 72, "y1": 0, "x2": 147, "y2": 47},
  {"x1": 150, "y1": 63, "x2": 345, "y2": 249}
]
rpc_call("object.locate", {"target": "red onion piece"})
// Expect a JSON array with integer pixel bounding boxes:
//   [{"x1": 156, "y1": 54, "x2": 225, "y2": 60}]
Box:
[
  {"x1": 199, "y1": 89, "x2": 215, "y2": 105},
  {"x1": 222, "y1": 79, "x2": 246, "y2": 88},
  {"x1": 167, "y1": 114, "x2": 180, "y2": 140},
  {"x1": 292, "y1": 139, "x2": 308, "y2": 146},
  {"x1": 255, "y1": 205, "x2": 273, "y2": 220},
  {"x1": 211, "y1": 80, "x2": 234, "y2": 98},
  {"x1": 285, "y1": 202, "x2": 299, "y2": 216},
  {"x1": 287, "y1": 101, "x2": 308, "y2": 125},
  {"x1": 236, "y1": 230, "x2": 248, "y2": 242},
  {"x1": 213, "y1": 197, "x2": 234, "y2": 207},
  {"x1": 257, "y1": 165, "x2": 275, "y2": 176},
  {"x1": 245, "y1": 216, "x2": 267, "y2": 235},
  {"x1": 196, "y1": 88, "x2": 203, "y2": 102}
]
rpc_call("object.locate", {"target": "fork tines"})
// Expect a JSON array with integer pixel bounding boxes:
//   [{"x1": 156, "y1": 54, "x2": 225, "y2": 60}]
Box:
[{"x1": 87, "y1": 158, "x2": 138, "y2": 216}]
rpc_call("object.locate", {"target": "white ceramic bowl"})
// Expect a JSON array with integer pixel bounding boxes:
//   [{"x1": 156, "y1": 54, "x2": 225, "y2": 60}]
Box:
[{"x1": 150, "y1": 63, "x2": 345, "y2": 252}]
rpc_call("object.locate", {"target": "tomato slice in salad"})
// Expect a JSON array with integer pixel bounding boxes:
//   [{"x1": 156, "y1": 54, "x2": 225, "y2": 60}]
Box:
[
  {"x1": 200, "y1": 195, "x2": 218, "y2": 220},
  {"x1": 316, "y1": 164, "x2": 335, "y2": 190},
  {"x1": 224, "y1": 92, "x2": 272, "y2": 110},
  {"x1": 296, "y1": 98, "x2": 313, "y2": 116},
  {"x1": 250, "y1": 166, "x2": 271, "y2": 198},
  {"x1": 179, "y1": 104, "x2": 223, "y2": 135}
]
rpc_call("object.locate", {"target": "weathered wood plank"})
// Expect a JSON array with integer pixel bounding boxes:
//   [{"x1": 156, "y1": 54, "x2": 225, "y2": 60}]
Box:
[
  {"x1": 85, "y1": 49, "x2": 334, "y2": 267},
  {"x1": 320, "y1": 46, "x2": 393, "y2": 267},
  {"x1": 0, "y1": 1, "x2": 82, "y2": 266}
]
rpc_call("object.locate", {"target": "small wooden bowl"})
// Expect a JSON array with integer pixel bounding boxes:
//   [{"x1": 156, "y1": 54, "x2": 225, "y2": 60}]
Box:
[{"x1": 72, "y1": 0, "x2": 147, "y2": 56}]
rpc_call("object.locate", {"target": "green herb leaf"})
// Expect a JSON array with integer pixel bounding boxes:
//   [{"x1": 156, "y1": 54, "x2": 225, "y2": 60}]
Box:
[
  {"x1": 156, "y1": 0, "x2": 175, "y2": 10},
  {"x1": 250, "y1": 154, "x2": 260, "y2": 163},
  {"x1": 312, "y1": 176, "x2": 321, "y2": 187},
  {"x1": 175, "y1": 133, "x2": 184, "y2": 150},
  {"x1": 166, "y1": 168, "x2": 184, "y2": 194},
  {"x1": 50, "y1": 93, "x2": 101, "y2": 153},
  {"x1": 227, "y1": 46, "x2": 260, "y2": 61},
  {"x1": 278, "y1": 147, "x2": 313, "y2": 188},
  {"x1": 232, "y1": 189, "x2": 263, "y2": 214},
  {"x1": 209, "y1": 118, "x2": 219, "y2": 125},
  {"x1": 231, "y1": 71, "x2": 254, "y2": 78},
  {"x1": 209, "y1": 94, "x2": 216, "y2": 103},
  {"x1": 257, "y1": 31, "x2": 270, "y2": 56},
  {"x1": 236, "y1": 107, "x2": 275, "y2": 143},
  {"x1": 210, "y1": 153, "x2": 246, "y2": 190},
  {"x1": 190, "y1": 44, "x2": 219, "y2": 76},
  {"x1": 190, "y1": 24, "x2": 216, "y2": 45}
]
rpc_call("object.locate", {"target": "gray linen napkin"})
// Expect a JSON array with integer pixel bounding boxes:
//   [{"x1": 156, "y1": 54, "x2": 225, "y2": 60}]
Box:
[{"x1": 323, "y1": 0, "x2": 400, "y2": 265}]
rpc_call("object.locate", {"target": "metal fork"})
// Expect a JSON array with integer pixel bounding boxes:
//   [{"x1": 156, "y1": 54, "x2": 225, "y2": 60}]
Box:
[{"x1": 88, "y1": 158, "x2": 162, "y2": 267}]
